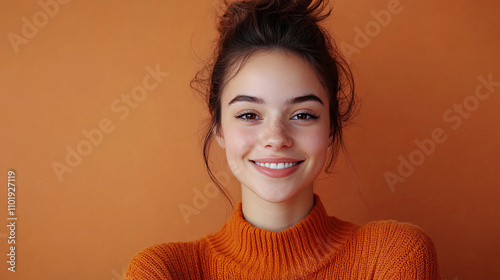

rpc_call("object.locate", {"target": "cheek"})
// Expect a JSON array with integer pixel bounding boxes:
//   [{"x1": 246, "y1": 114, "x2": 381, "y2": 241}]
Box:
[
  {"x1": 298, "y1": 126, "x2": 331, "y2": 160},
  {"x1": 224, "y1": 125, "x2": 256, "y2": 158},
  {"x1": 223, "y1": 126, "x2": 256, "y2": 178}
]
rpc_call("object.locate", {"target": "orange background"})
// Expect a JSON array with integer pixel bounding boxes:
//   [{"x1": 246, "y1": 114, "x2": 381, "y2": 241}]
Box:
[{"x1": 1, "y1": 0, "x2": 499, "y2": 279}]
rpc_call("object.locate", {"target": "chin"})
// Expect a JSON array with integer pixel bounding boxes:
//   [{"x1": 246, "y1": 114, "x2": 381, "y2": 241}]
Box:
[{"x1": 246, "y1": 180, "x2": 306, "y2": 204}]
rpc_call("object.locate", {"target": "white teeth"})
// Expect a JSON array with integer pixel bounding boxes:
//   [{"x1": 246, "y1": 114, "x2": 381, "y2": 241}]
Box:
[{"x1": 254, "y1": 161, "x2": 299, "y2": 169}]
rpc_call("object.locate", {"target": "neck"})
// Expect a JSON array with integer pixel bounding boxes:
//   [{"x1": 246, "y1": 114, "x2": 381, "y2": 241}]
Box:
[{"x1": 241, "y1": 186, "x2": 315, "y2": 232}]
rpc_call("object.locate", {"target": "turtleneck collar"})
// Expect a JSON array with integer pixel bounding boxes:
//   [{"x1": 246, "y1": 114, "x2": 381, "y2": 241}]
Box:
[{"x1": 205, "y1": 193, "x2": 358, "y2": 277}]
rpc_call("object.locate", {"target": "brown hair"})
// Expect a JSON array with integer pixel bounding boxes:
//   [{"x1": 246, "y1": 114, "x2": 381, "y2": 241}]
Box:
[{"x1": 192, "y1": 0, "x2": 357, "y2": 208}]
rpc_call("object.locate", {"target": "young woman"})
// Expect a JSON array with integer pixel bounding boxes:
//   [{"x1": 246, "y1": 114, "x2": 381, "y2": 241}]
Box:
[{"x1": 125, "y1": 0, "x2": 441, "y2": 279}]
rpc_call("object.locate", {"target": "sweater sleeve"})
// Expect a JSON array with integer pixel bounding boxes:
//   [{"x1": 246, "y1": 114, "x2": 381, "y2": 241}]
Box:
[
  {"x1": 375, "y1": 222, "x2": 441, "y2": 280},
  {"x1": 392, "y1": 237, "x2": 441, "y2": 280},
  {"x1": 124, "y1": 244, "x2": 174, "y2": 280}
]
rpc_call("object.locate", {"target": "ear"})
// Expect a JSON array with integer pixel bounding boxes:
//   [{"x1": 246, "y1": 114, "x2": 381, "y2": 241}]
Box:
[{"x1": 215, "y1": 127, "x2": 226, "y2": 149}]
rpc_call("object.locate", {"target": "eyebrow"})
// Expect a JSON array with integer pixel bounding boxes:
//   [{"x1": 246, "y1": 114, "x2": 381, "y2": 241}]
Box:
[{"x1": 228, "y1": 94, "x2": 324, "y2": 106}]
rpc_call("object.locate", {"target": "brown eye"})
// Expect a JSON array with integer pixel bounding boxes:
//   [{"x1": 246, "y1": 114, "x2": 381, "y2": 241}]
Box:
[
  {"x1": 295, "y1": 113, "x2": 308, "y2": 120},
  {"x1": 242, "y1": 113, "x2": 257, "y2": 119},
  {"x1": 292, "y1": 113, "x2": 318, "y2": 120},
  {"x1": 235, "y1": 112, "x2": 260, "y2": 121}
]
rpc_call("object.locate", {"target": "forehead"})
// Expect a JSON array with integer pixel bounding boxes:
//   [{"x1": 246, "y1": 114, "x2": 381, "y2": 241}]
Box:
[{"x1": 221, "y1": 50, "x2": 328, "y2": 104}]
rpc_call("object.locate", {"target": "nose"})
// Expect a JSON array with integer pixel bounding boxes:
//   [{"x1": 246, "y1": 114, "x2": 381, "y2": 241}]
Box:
[{"x1": 258, "y1": 117, "x2": 293, "y2": 150}]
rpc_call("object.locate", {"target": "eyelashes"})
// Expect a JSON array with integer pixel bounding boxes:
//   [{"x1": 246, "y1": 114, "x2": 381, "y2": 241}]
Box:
[
  {"x1": 234, "y1": 111, "x2": 260, "y2": 121},
  {"x1": 291, "y1": 112, "x2": 319, "y2": 120},
  {"x1": 234, "y1": 110, "x2": 319, "y2": 122}
]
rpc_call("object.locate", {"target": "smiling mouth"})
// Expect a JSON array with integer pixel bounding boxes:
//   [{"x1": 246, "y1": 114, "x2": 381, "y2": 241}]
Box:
[{"x1": 250, "y1": 160, "x2": 304, "y2": 169}]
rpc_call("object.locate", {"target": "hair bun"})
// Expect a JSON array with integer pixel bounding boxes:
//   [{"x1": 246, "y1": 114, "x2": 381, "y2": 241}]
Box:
[{"x1": 217, "y1": 0, "x2": 330, "y2": 34}]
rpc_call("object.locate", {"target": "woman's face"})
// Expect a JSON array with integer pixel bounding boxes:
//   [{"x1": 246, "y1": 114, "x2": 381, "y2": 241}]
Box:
[{"x1": 217, "y1": 50, "x2": 331, "y2": 203}]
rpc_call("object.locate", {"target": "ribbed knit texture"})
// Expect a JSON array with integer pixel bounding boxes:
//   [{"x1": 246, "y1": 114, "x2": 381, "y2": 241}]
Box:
[{"x1": 125, "y1": 194, "x2": 441, "y2": 279}]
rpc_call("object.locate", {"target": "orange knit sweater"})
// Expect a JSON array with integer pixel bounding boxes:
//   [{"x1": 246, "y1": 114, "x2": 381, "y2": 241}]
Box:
[{"x1": 125, "y1": 194, "x2": 441, "y2": 279}]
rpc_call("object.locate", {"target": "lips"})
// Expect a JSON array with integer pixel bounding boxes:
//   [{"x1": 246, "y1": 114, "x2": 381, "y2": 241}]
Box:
[
  {"x1": 250, "y1": 157, "x2": 303, "y2": 163},
  {"x1": 253, "y1": 161, "x2": 299, "y2": 169},
  {"x1": 249, "y1": 158, "x2": 304, "y2": 178}
]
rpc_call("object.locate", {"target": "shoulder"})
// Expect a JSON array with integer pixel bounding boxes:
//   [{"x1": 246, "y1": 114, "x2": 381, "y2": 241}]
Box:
[
  {"x1": 351, "y1": 220, "x2": 441, "y2": 279},
  {"x1": 124, "y1": 239, "x2": 207, "y2": 280},
  {"x1": 358, "y1": 219, "x2": 436, "y2": 248}
]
